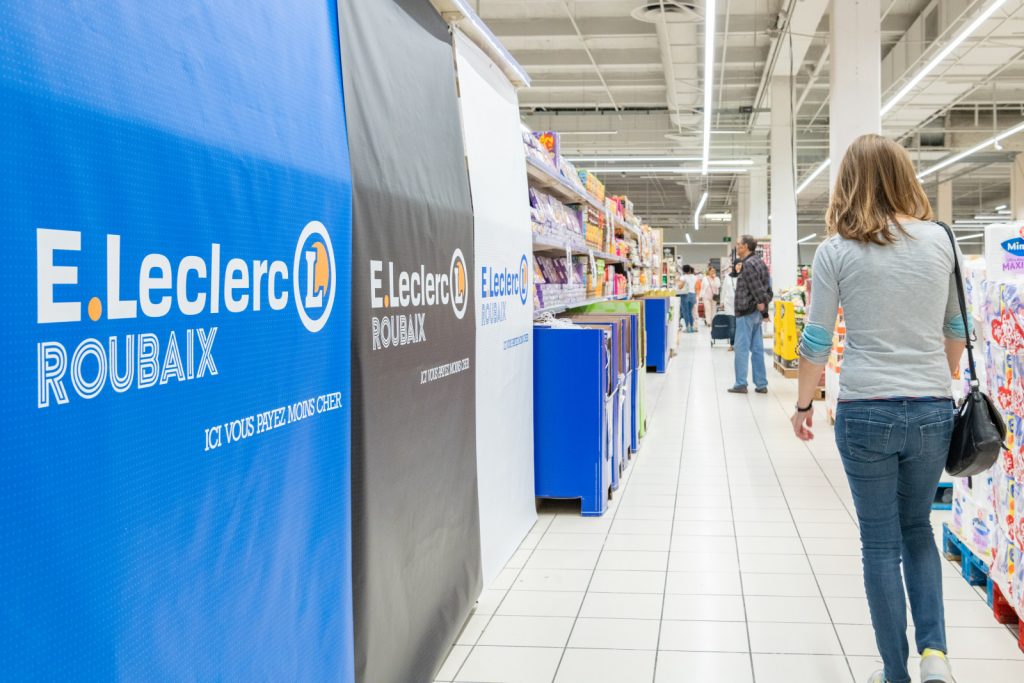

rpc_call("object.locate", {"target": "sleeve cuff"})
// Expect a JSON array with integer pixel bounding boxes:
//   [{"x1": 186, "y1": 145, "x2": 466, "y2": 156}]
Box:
[
  {"x1": 799, "y1": 322, "x2": 833, "y2": 364},
  {"x1": 943, "y1": 313, "x2": 973, "y2": 340}
]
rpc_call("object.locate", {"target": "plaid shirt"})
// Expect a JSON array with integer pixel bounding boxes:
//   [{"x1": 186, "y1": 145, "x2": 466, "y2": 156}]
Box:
[{"x1": 734, "y1": 254, "x2": 772, "y2": 316}]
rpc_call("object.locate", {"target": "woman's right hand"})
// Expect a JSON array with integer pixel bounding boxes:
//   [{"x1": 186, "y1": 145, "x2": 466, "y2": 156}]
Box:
[{"x1": 790, "y1": 409, "x2": 814, "y2": 441}]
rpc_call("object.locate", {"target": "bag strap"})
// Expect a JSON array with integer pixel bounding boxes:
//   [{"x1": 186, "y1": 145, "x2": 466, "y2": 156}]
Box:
[{"x1": 936, "y1": 220, "x2": 978, "y2": 388}]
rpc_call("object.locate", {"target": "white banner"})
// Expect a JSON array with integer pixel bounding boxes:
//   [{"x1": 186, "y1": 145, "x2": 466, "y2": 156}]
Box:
[{"x1": 455, "y1": 30, "x2": 536, "y2": 585}]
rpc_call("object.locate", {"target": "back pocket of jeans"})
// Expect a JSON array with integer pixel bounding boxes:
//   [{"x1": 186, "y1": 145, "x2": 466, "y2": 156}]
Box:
[
  {"x1": 919, "y1": 414, "x2": 955, "y2": 455},
  {"x1": 843, "y1": 418, "x2": 893, "y2": 456}
]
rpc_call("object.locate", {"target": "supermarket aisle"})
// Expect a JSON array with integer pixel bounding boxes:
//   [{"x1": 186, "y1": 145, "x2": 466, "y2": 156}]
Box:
[{"x1": 438, "y1": 330, "x2": 1024, "y2": 683}]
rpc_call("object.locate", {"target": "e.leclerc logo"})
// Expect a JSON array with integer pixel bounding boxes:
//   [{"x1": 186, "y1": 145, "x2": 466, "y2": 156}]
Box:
[
  {"x1": 35, "y1": 221, "x2": 335, "y2": 408},
  {"x1": 368, "y1": 248, "x2": 468, "y2": 350},
  {"x1": 479, "y1": 253, "x2": 531, "y2": 326}
]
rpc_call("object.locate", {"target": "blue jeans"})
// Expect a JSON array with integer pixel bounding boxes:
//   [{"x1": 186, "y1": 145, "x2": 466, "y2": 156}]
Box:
[
  {"x1": 836, "y1": 400, "x2": 954, "y2": 683},
  {"x1": 733, "y1": 311, "x2": 766, "y2": 388},
  {"x1": 679, "y1": 293, "x2": 696, "y2": 330}
]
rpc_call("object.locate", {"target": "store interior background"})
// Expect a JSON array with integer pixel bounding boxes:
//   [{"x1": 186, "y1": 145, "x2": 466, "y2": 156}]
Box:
[
  {"x1": 480, "y1": 0, "x2": 1024, "y2": 263},
  {"x1": 5, "y1": 1, "x2": 1024, "y2": 682}
]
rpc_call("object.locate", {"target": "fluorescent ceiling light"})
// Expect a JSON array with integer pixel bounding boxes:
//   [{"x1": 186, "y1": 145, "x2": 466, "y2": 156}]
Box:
[
  {"x1": 686, "y1": 233, "x2": 692, "y2": 244},
  {"x1": 881, "y1": 0, "x2": 1008, "y2": 116},
  {"x1": 702, "y1": 0, "x2": 717, "y2": 174},
  {"x1": 974, "y1": 214, "x2": 1009, "y2": 220},
  {"x1": 918, "y1": 120, "x2": 1024, "y2": 179},
  {"x1": 560, "y1": 131, "x2": 619, "y2": 136},
  {"x1": 797, "y1": 233, "x2": 818, "y2": 244},
  {"x1": 956, "y1": 233, "x2": 985, "y2": 241},
  {"x1": 704, "y1": 212, "x2": 733, "y2": 221},
  {"x1": 796, "y1": 159, "x2": 831, "y2": 195},
  {"x1": 449, "y1": 0, "x2": 531, "y2": 86},
  {"x1": 568, "y1": 157, "x2": 753, "y2": 166},
  {"x1": 694, "y1": 191, "x2": 709, "y2": 231},
  {"x1": 590, "y1": 167, "x2": 749, "y2": 174},
  {"x1": 568, "y1": 156, "x2": 702, "y2": 163},
  {"x1": 995, "y1": 204, "x2": 1008, "y2": 211}
]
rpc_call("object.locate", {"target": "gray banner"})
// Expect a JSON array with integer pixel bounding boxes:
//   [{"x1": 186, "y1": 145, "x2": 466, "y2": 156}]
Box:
[{"x1": 338, "y1": 2, "x2": 482, "y2": 682}]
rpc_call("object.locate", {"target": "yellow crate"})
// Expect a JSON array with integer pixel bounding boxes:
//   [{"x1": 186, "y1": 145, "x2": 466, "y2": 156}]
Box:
[{"x1": 773, "y1": 301, "x2": 799, "y2": 362}]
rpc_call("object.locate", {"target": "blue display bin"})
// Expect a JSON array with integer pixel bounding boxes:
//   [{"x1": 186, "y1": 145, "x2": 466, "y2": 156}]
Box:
[
  {"x1": 573, "y1": 303, "x2": 643, "y2": 453},
  {"x1": 644, "y1": 297, "x2": 670, "y2": 373},
  {"x1": 534, "y1": 325, "x2": 613, "y2": 516}
]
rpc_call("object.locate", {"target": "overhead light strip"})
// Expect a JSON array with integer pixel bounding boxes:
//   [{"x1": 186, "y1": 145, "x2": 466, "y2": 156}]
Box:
[
  {"x1": 918, "y1": 120, "x2": 1024, "y2": 179},
  {"x1": 566, "y1": 157, "x2": 753, "y2": 165},
  {"x1": 694, "y1": 191, "x2": 709, "y2": 232},
  {"x1": 797, "y1": 233, "x2": 818, "y2": 244},
  {"x1": 956, "y1": 232, "x2": 985, "y2": 241},
  {"x1": 588, "y1": 167, "x2": 750, "y2": 174},
  {"x1": 797, "y1": 1, "x2": 1005, "y2": 195},
  {"x1": 686, "y1": 233, "x2": 693, "y2": 244},
  {"x1": 796, "y1": 159, "x2": 831, "y2": 196},
  {"x1": 880, "y1": 0, "x2": 1007, "y2": 116},
  {"x1": 702, "y1": 0, "x2": 717, "y2": 174}
]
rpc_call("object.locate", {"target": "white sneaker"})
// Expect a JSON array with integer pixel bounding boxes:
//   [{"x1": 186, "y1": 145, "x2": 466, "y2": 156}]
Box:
[
  {"x1": 867, "y1": 671, "x2": 886, "y2": 683},
  {"x1": 920, "y1": 649, "x2": 952, "y2": 683}
]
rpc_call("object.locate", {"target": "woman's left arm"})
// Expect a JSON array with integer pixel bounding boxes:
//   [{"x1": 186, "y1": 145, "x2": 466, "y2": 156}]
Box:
[{"x1": 791, "y1": 244, "x2": 838, "y2": 440}]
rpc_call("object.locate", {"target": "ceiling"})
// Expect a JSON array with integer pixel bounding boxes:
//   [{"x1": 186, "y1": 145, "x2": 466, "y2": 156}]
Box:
[{"x1": 476, "y1": 0, "x2": 1024, "y2": 249}]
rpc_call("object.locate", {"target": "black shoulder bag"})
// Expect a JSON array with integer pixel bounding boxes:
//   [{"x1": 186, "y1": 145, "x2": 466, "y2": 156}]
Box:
[{"x1": 937, "y1": 221, "x2": 1006, "y2": 477}]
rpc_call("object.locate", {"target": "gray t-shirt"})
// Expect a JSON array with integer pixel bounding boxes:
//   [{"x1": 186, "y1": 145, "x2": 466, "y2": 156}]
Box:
[{"x1": 801, "y1": 221, "x2": 966, "y2": 400}]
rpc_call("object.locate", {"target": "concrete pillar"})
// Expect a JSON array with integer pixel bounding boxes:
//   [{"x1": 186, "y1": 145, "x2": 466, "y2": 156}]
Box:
[
  {"x1": 937, "y1": 181, "x2": 953, "y2": 224},
  {"x1": 829, "y1": 0, "x2": 881, "y2": 187},
  {"x1": 747, "y1": 157, "x2": 769, "y2": 238},
  {"x1": 735, "y1": 175, "x2": 750, "y2": 239},
  {"x1": 770, "y1": 77, "x2": 798, "y2": 292},
  {"x1": 1012, "y1": 153, "x2": 1024, "y2": 220}
]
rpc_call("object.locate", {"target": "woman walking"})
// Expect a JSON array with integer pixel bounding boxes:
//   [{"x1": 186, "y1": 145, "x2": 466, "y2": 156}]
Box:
[
  {"x1": 678, "y1": 265, "x2": 697, "y2": 333},
  {"x1": 789, "y1": 134, "x2": 966, "y2": 683},
  {"x1": 720, "y1": 262, "x2": 738, "y2": 350},
  {"x1": 700, "y1": 266, "x2": 720, "y2": 326}
]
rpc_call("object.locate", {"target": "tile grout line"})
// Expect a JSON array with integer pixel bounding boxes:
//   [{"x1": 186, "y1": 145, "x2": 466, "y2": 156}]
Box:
[
  {"x1": 547, "y1": 327, "x2": 683, "y2": 682},
  {"x1": 653, "y1": 333, "x2": 698, "y2": 683},
  {"x1": 709, "y1": 339, "x2": 758, "y2": 683},
  {"x1": 732, "y1": 354, "x2": 858, "y2": 681}
]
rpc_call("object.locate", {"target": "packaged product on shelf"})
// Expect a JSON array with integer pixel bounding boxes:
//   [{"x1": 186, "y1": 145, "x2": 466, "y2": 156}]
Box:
[
  {"x1": 584, "y1": 205, "x2": 606, "y2": 248},
  {"x1": 984, "y1": 280, "x2": 1024, "y2": 352},
  {"x1": 577, "y1": 169, "x2": 606, "y2": 201},
  {"x1": 1010, "y1": 542, "x2": 1023, "y2": 615},
  {"x1": 530, "y1": 188, "x2": 586, "y2": 246},
  {"x1": 522, "y1": 127, "x2": 555, "y2": 168},
  {"x1": 824, "y1": 308, "x2": 845, "y2": 423},
  {"x1": 990, "y1": 525, "x2": 1015, "y2": 594},
  {"x1": 534, "y1": 130, "x2": 561, "y2": 163},
  {"x1": 984, "y1": 223, "x2": 1024, "y2": 280}
]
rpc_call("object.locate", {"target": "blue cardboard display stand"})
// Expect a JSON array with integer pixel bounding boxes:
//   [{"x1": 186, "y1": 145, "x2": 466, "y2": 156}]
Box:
[
  {"x1": 533, "y1": 326, "x2": 612, "y2": 516},
  {"x1": 645, "y1": 298, "x2": 671, "y2": 373}
]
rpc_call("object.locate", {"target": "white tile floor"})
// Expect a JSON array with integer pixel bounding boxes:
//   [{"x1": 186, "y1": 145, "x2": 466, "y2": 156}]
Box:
[{"x1": 438, "y1": 329, "x2": 1024, "y2": 683}]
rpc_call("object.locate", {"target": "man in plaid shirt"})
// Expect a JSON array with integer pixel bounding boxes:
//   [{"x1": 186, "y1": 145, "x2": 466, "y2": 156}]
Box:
[{"x1": 728, "y1": 235, "x2": 773, "y2": 394}]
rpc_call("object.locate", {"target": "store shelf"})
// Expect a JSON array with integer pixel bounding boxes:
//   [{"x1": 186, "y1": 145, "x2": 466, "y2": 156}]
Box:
[
  {"x1": 611, "y1": 214, "x2": 640, "y2": 237},
  {"x1": 526, "y1": 157, "x2": 605, "y2": 212},
  {"x1": 534, "y1": 294, "x2": 629, "y2": 318},
  {"x1": 532, "y1": 236, "x2": 626, "y2": 264}
]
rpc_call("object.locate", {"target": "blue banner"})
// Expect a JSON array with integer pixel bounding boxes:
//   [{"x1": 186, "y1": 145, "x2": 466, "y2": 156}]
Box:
[{"x1": 0, "y1": 2, "x2": 353, "y2": 680}]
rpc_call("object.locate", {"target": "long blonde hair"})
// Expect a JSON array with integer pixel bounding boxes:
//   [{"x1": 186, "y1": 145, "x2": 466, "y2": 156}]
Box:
[{"x1": 826, "y1": 134, "x2": 933, "y2": 245}]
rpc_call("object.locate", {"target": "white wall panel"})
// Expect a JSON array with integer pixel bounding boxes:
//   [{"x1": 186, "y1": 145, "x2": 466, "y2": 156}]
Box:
[{"x1": 455, "y1": 30, "x2": 537, "y2": 585}]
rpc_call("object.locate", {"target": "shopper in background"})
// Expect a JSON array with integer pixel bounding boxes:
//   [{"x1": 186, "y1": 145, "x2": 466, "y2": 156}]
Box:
[
  {"x1": 789, "y1": 134, "x2": 967, "y2": 683},
  {"x1": 678, "y1": 265, "x2": 697, "y2": 333},
  {"x1": 720, "y1": 262, "x2": 738, "y2": 350},
  {"x1": 728, "y1": 236, "x2": 772, "y2": 393},
  {"x1": 700, "y1": 266, "x2": 721, "y2": 326}
]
